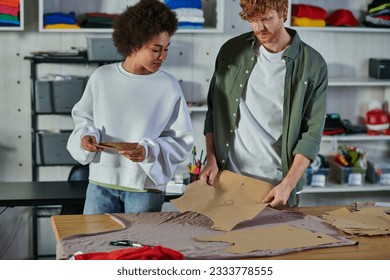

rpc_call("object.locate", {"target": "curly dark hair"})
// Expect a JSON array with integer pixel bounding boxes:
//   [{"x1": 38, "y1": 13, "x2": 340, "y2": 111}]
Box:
[{"x1": 112, "y1": 0, "x2": 178, "y2": 57}]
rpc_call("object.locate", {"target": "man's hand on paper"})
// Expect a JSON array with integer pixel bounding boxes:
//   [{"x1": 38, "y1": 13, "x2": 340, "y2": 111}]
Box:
[
  {"x1": 198, "y1": 160, "x2": 219, "y2": 185},
  {"x1": 262, "y1": 181, "x2": 292, "y2": 208}
]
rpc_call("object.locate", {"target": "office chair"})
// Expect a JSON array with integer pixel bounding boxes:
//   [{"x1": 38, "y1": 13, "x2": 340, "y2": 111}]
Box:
[
  {"x1": 61, "y1": 164, "x2": 89, "y2": 215},
  {"x1": 68, "y1": 164, "x2": 89, "y2": 182}
]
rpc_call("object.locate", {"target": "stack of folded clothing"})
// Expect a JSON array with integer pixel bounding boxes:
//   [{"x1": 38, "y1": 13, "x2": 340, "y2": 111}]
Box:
[
  {"x1": 79, "y1": 12, "x2": 119, "y2": 29},
  {"x1": 164, "y1": 0, "x2": 204, "y2": 29},
  {"x1": 327, "y1": 9, "x2": 360, "y2": 27},
  {"x1": 363, "y1": 0, "x2": 390, "y2": 28},
  {"x1": 291, "y1": 4, "x2": 327, "y2": 27},
  {"x1": 0, "y1": 0, "x2": 20, "y2": 27},
  {"x1": 43, "y1": 11, "x2": 79, "y2": 29}
]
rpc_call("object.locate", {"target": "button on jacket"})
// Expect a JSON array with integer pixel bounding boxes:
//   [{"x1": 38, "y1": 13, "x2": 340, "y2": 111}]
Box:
[{"x1": 204, "y1": 28, "x2": 328, "y2": 206}]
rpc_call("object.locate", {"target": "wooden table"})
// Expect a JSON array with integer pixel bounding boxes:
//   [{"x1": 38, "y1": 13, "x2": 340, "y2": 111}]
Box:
[{"x1": 51, "y1": 206, "x2": 390, "y2": 260}]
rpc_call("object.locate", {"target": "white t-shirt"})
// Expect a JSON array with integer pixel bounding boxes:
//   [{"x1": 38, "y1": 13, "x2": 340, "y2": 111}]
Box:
[{"x1": 227, "y1": 45, "x2": 286, "y2": 186}]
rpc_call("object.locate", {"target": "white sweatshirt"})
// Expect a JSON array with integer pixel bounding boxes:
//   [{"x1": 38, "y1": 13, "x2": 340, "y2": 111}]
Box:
[{"x1": 67, "y1": 62, "x2": 194, "y2": 192}]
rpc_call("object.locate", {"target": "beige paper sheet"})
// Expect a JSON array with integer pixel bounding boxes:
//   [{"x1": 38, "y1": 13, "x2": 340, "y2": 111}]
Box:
[
  {"x1": 57, "y1": 209, "x2": 357, "y2": 260},
  {"x1": 94, "y1": 142, "x2": 137, "y2": 151},
  {"x1": 171, "y1": 170, "x2": 273, "y2": 231},
  {"x1": 321, "y1": 206, "x2": 390, "y2": 236},
  {"x1": 196, "y1": 224, "x2": 342, "y2": 254}
]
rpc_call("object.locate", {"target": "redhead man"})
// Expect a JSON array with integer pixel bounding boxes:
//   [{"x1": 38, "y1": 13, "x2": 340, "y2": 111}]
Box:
[{"x1": 200, "y1": 0, "x2": 328, "y2": 207}]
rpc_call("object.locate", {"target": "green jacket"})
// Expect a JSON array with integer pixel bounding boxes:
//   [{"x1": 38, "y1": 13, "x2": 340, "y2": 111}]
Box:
[{"x1": 204, "y1": 28, "x2": 328, "y2": 206}]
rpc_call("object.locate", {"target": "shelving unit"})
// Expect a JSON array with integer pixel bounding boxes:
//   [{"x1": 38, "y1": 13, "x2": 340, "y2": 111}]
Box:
[
  {"x1": 23, "y1": 55, "x2": 120, "y2": 259},
  {"x1": 285, "y1": 0, "x2": 390, "y2": 205},
  {"x1": 287, "y1": 0, "x2": 390, "y2": 33},
  {"x1": 38, "y1": 0, "x2": 224, "y2": 33},
  {"x1": 0, "y1": 0, "x2": 24, "y2": 31},
  {"x1": 291, "y1": 26, "x2": 390, "y2": 33},
  {"x1": 298, "y1": 183, "x2": 390, "y2": 206},
  {"x1": 24, "y1": 55, "x2": 120, "y2": 181},
  {"x1": 322, "y1": 134, "x2": 390, "y2": 152},
  {"x1": 328, "y1": 77, "x2": 390, "y2": 87},
  {"x1": 300, "y1": 184, "x2": 390, "y2": 194}
]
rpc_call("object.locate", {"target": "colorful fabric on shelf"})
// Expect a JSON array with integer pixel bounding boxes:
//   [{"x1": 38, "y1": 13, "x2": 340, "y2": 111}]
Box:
[
  {"x1": 291, "y1": 16, "x2": 326, "y2": 27},
  {"x1": 0, "y1": 13, "x2": 19, "y2": 25},
  {"x1": 364, "y1": 1, "x2": 390, "y2": 27},
  {"x1": 327, "y1": 9, "x2": 359, "y2": 27},
  {"x1": 164, "y1": 1, "x2": 204, "y2": 29},
  {"x1": 178, "y1": 22, "x2": 204, "y2": 28},
  {"x1": 79, "y1": 21, "x2": 112, "y2": 28},
  {"x1": 0, "y1": 0, "x2": 19, "y2": 9},
  {"x1": 367, "y1": 8, "x2": 390, "y2": 17},
  {"x1": 43, "y1": 12, "x2": 77, "y2": 26},
  {"x1": 376, "y1": 14, "x2": 390, "y2": 20},
  {"x1": 174, "y1": 8, "x2": 204, "y2": 24},
  {"x1": 292, "y1": 4, "x2": 327, "y2": 20},
  {"x1": 84, "y1": 12, "x2": 119, "y2": 19},
  {"x1": 0, "y1": 4, "x2": 18, "y2": 16},
  {"x1": 164, "y1": 0, "x2": 201, "y2": 10},
  {"x1": 365, "y1": 15, "x2": 390, "y2": 26},
  {"x1": 44, "y1": 23, "x2": 80, "y2": 29},
  {"x1": 79, "y1": 12, "x2": 118, "y2": 28},
  {"x1": 368, "y1": 1, "x2": 390, "y2": 14},
  {"x1": 173, "y1": 7, "x2": 203, "y2": 17},
  {"x1": 0, "y1": 0, "x2": 19, "y2": 26}
]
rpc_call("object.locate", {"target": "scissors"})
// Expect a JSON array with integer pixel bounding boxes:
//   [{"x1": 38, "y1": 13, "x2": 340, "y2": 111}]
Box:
[{"x1": 109, "y1": 240, "x2": 144, "y2": 247}]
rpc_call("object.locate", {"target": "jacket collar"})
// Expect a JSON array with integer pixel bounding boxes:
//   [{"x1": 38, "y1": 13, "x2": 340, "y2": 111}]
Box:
[{"x1": 246, "y1": 27, "x2": 301, "y2": 60}]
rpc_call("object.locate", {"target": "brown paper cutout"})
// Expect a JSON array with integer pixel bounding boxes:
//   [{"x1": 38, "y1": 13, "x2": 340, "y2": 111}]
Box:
[
  {"x1": 321, "y1": 206, "x2": 390, "y2": 236},
  {"x1": 171, "y1": 170, "x2": 273, "y2": 231},
  {"x1": 94, "y1": 142, "x2": 138, "y2": 151},
  {"x1": 196, "y1": 224, "x2": 342, "y2": 254}
]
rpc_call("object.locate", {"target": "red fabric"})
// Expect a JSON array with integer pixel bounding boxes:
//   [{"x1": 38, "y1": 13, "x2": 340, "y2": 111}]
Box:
[
  {"x1": 322, "y1": 128, "x2": 345, "y2": 135},
  {"x1": 0, "y1": 5, "x2": 19, "y2": 16},
  {"x1": 376, "y1": 15, "x2": 390, "y2": 20},
  {"x1": 366, "y1": 109, "x2": 390, "y2": 126},
  {"x1": 292, "y1": 4, "x2": 327, "y2": 20},
  {"x1": 73, "y1": 245, "x2": 184, "y2": 260},
  {"x1": 0, "y1": 0, "x2": 19, "y2": 9},
  {"x1": 85, "y1": 12, "x2": 119, "y2": 18},
  {"x1": 327, "y1": 9, "x2": 359, "y2": 27}
]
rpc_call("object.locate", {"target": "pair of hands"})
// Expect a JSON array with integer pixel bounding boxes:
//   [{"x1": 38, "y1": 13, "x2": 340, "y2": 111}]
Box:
[
  {"x1": 198, "y1": 162, "x2": 291, "y2": 208},
  {"x1": 81, "y1": 135, "x2": 146, "y2": 162}
]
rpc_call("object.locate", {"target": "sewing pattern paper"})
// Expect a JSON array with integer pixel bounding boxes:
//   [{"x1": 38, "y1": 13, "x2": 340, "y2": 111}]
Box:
[{"x1": 172, "y1": 170, "x2": 273, "y2": 231}]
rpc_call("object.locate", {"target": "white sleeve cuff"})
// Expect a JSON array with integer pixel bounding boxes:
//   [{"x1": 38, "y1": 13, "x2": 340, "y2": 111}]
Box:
[{"x1": 139, "y1": 138, "x2": 156, "y2": 163}]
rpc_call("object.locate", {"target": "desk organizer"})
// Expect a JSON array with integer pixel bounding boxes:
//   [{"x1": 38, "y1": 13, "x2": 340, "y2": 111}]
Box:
[
  {"x1": 305, "y1": 168, "x2": 330, "y2": 187},
  {"x1": 329, "y1": 158, "x2": 366, "y2": 186},
  {"x1": 367, "y1": 160, "x2": 390, "y2": 185}
]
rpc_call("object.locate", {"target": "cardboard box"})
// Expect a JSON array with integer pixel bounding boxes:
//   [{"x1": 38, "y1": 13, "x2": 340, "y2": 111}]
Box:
[
  {"x1": 329, "y1": 158, "x2": 366, "y2": 186},
  {"x1": 87, "y1": 37, "x2": 123, "y2": 61},
  {"x1": 35, "y1": 76, "x2": 87, "y2": 113},
  {"x1": 37, "y1": 132, "x2": 77, "y2": 165}
]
